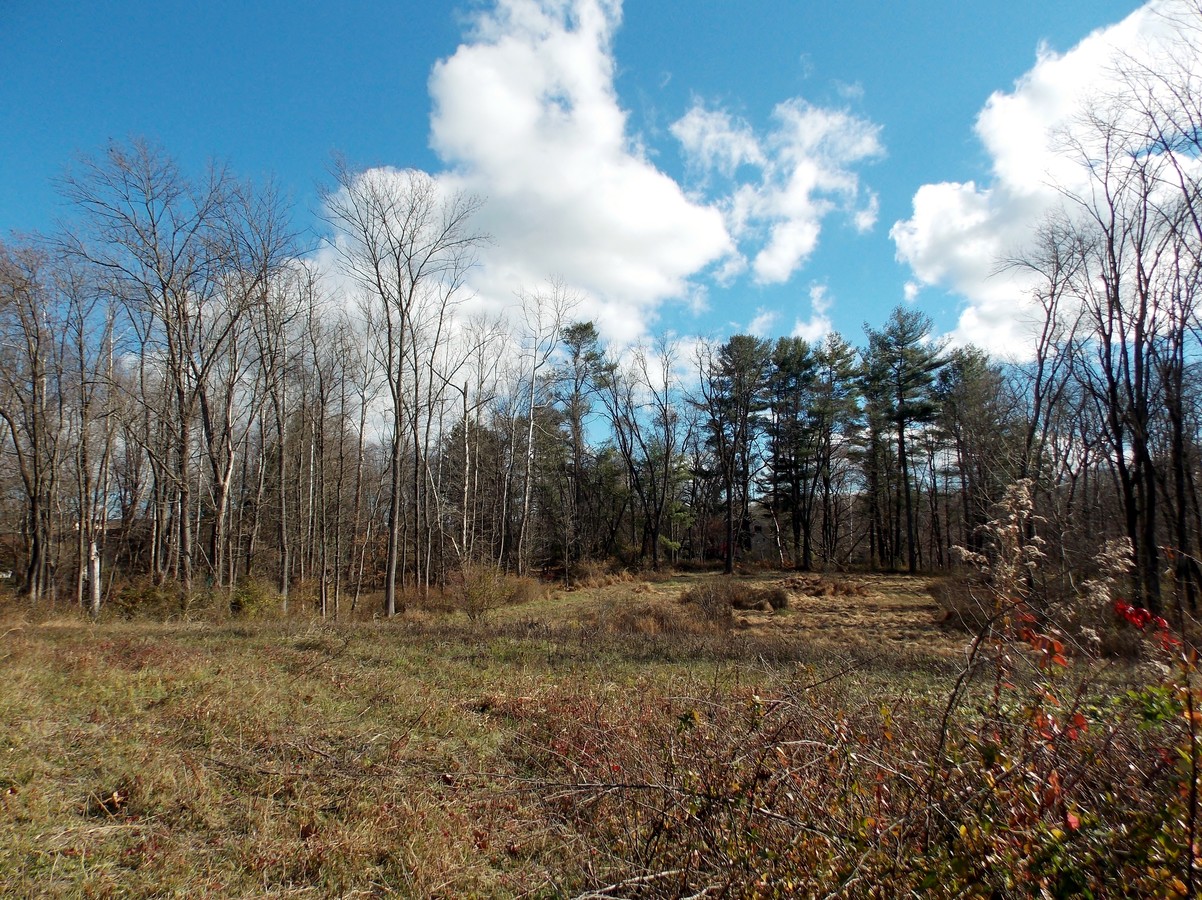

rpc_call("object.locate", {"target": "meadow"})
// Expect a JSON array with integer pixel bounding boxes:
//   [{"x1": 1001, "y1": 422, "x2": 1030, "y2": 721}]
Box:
[{"x1": 1, "y1": 570, "x2": 1196, "y2": 898}]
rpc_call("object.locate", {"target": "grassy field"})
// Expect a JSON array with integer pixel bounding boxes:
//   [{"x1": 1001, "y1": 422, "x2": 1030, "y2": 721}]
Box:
[{"x1": 1, "y1": 571, "x2": 1195, "y2": 897}]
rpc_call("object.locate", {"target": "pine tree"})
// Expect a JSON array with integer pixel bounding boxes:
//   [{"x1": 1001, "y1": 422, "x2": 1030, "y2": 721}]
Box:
[
  {"x1": 766, "y1": 336, "x2": 817, "y2": 568},
  {"x1": 695, "y1": 335, "x2": 772, "y2": 573},
  {"x1": 861, "y1": 307, "x2": 945, "y2": 573}
]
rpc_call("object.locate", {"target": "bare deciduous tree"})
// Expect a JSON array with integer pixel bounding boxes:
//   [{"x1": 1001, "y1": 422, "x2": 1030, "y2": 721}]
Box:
[{"x1": 323, "y1": 163, "x2": 482, "y2": 615}]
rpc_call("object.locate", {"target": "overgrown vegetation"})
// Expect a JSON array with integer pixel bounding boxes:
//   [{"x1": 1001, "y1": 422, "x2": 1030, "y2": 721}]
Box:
[
  {"x1": 452, "y1": 564, "x2": 544, "y2": 622},
  {"x1": 2, "y1": 2, "x2": 1201, "y2": 896},
  {"x1": 2, "y1": 512, "x2": 1198, "y2": 897},
  {"x1": 679, "y1": 578, "x2": 790, "y2": 625}
]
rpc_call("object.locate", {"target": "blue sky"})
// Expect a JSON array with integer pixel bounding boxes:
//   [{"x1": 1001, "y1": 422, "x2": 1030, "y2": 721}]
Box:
[{"x1": 1, "y1": 0, "x2": 1169, "y2": 354}]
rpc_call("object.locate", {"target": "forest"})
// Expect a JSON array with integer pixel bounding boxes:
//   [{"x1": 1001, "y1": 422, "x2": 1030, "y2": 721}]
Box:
[{"x1": 0, "y1": 7, "x2": 1199, "y2": 630}]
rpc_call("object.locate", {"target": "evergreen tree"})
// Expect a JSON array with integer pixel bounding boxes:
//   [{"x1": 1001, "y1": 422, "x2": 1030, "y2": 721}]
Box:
[
  {"x1": 861, "y1": 307, "x2": 946, "y2": 573},
  {"x1": 766, "y1": 336, "x2": 818, "y2": 568},
  {"x1": 695, "y1": 335, "x2": 772, "y2": 573},
  {"x1": 554, "y1": 321, "x2": 606, "y2": 576},
  {"x1": 812, "y1": 334, "x2": 863, "y2": 565},
  {"x1": 935, "y1": 346, "x2": 1019, "y2": 555}
]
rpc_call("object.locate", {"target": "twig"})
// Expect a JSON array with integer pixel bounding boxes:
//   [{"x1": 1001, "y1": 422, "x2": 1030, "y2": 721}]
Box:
[{"x1": 571, "y1": 868, "x2": 687, "y2": 899}]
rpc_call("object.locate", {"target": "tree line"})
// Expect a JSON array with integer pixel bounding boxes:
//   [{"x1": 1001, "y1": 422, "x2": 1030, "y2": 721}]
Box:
[{"x1": 1, "y1": 6, "x2": 1200, "y2": 616}]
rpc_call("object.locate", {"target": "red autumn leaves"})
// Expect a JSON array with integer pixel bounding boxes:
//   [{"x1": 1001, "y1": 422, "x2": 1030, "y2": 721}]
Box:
[{"x1": 1114, "y1": 600, "x2": 1182, "y2": 650}]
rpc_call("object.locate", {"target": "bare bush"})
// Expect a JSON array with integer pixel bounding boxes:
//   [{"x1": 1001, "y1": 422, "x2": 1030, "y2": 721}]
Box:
[
  {"x1": 104, "y1": 578, "x2": 185, "y2": 621},
  {"x1": 928, "y1": 573, "x2": 994, "y2": 630},
  {"x1": 453, "y1": 563, "x2": 542, "y2": 622},
  {"x1": 514, "y1": 535, "x2": 1199, "y2": 898},
  {"x1": 678, "y1": 581, "x2": 734, "y2": 626}
]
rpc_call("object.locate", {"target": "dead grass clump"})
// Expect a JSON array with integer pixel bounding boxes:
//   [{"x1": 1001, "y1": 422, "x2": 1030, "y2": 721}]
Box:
[
  {"x1": 507, "y1": 574, "x2": 543, "y2": 606},
  {"x1": 679, "y1": 581, "x2": 734, "y2": 626},
  {"x1": 782, "y1": 575, "x2": 866, "y2": 598},
  {"x1": 758, "y1": 586, "x2": 790, "y2": 610},
  {"x1": 621, "y1": 603, "x2": 708, "y2": 636},
  {"x1": 782, "y1": 574, "x2": 820, "y2": 592},
  {"x1": 822, "y1": 579, "x2": 868, "y2": 598},
  {"x1": 587, "y1": 597, "x2": 711, "y2": 636},
  {"x1": 571, "y1": 559, "x2": 637, "y2": 589},
  {"x1": 820, "y1": 580, "x2": 866, "y2": 598},
  {"x1": 928, "y1": 574, "x2": 993, "y2": 631},
  {"x1": 681, "y1": 579, "x2": 788, "y2": 621}
]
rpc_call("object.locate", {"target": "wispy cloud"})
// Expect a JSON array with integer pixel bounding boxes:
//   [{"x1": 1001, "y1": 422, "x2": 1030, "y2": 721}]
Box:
[
  {"x1": 673, "y1": 96, "x2": 884, "y2": 285},
  {"x1": 792, "y1": 283, "x2": 834, "y2": 343},
  {"x1": 748, "y1": 307, "x2": 778, "y2": 337}
]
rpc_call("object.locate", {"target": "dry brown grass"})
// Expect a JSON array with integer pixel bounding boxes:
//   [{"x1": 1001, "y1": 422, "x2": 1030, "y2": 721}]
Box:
[
  {"x1": 0, "y1": 571, "x2": 974, "y2": 896},
  {"x1": 485, "y1": 569, "x2": 968, "y2": 663},
  {"x1": 0, "y1": 620, "x2": 589, "y2": 897},
  {"x1": 585, "y1": 595, "x2": 713, "y2": 636}
]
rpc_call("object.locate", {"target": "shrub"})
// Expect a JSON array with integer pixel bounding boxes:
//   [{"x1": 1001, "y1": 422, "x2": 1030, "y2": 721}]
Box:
[
  {"x1": 507, "y1": 484, "x2": 1201, "y2": 896},
  {"x1": 944, "y1": 483, "x2": 1146, "y2": 659},
  {"x1": 587, "y1": 597, "x2": 710, "y2": 636},
  {"x1": 928, "y1": 572, "x2": 993, "y2": 630},
  {"x1": 678, "y1": 580, "x2": 734, "y2": 626},
  {"x1": 105, "y1": 577, "x2": 184, "y2": 620},
  {"x1": 505, "y1": 574, "x2": 543, "y2": 606},
  {"x1": 453, "y1": 563, "x2": 543, "y2": 621},
  {"x1": 0, "y1": 579, "x2": 24, "y2": 622},
  {"x1": 230, "y1": 578, "x2": 282, "y2": 620}
]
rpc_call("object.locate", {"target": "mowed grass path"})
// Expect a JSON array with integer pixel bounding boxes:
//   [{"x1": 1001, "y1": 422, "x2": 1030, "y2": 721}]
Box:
[{"x1": 0, "y1": 574, "x2": 962, "y2": 897}]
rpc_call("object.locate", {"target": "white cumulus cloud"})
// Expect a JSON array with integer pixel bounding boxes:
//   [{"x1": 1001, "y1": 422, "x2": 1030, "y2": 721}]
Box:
[
  {"x1": 426, "y1": 0, "x2": 735, "y2": 345},
  {"x1": 891, "y1": 0, "x2": 1193, "y2": 354}
]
